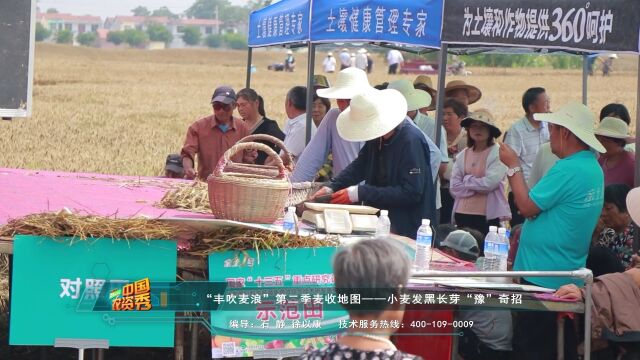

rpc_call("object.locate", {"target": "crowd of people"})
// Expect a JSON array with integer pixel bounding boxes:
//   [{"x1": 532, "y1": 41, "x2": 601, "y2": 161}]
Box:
[{"x1": 165, "y1": 59, "x2": 637, "y2": 359}]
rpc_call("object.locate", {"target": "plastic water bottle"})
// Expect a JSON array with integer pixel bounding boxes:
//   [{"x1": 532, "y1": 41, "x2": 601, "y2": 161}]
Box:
[
  {"x1": 414, "y1": 219, "x2": 433, "y2": 270},
  {"x1": 482, "y1": 226, "x2": 499, "y2": 271},
  {"x1": 500, "y1": 220, "x2": 511, "y2": 239},
  {"x1": 375, "y1": 210, "x2": 391, "y2": 237},
  {"x1": 496, "y1": 227, "x2": 510, "y2": 272},
  {"x1": 283, "y1": 206, "x2": 297, "y2": 233}
]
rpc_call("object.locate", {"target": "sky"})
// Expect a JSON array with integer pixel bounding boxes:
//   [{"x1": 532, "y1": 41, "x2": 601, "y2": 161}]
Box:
[{"x1": 37, "y1": 0, "x2": 253, "y2": 18}]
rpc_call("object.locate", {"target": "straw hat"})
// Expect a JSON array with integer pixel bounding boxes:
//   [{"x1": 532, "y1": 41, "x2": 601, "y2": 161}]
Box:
[
  {"x1": 388, "y1": 79, "x2": 431, "y2": 112},
  {"x1": 534, "y1": 102, "x2": 605, "y2": 153},
  {"x1": 286, "y1": 49, "x2": 293, "y2": 55},
  {"x1": 313, "y1": 74, "x2": 331, "y2": 89},
  {"x1": 337, "y1": 89, "x2": 408, "y2": 142},
  {"x1": 595, "y1": 117, "x2": 634, "y2": 143},
  {"x1": 626, "y1": 187, "x2": 640, "y2": 225},
  {"x1": 460, "y1": 108, "x2": 502, "y2": 138},
  {"x1": 341, "y1": 48, "x2": 349, "y2": 52},
  {"x1": 358, "y1": 48, "x2": 367, "y2": 54},
  {"x1": 413, "y1": 75, "x2": 437, "y2": 110},
  {"x1": 445, "y1": 80, "x2": 482, "y2": 105},
  {"x1": 327, "y1": 52, "x2": 333, "y2": 56},
  {"x1": 316, "y1": 67, "x2": 373, "y2": 99}
]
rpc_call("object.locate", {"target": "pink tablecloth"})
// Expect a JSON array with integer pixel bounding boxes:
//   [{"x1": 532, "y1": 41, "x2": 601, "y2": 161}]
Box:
[{"x1": 0, "y1": 168, "x2": 215, "y2": 225}]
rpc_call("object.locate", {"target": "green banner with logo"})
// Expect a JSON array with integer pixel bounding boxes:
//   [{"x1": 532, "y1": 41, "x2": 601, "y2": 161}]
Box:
[
  {"x1": 10, "y1": 235, "x2": 177, "y2": 347},
  {"x1": 208, "y1": 246, "x2": 345, "y2": 356}
]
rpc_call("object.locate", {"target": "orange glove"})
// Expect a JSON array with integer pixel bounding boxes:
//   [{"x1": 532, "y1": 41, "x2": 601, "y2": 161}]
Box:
[{"x1": 330, "y1": 189, "x2": 352, "y2": 204}]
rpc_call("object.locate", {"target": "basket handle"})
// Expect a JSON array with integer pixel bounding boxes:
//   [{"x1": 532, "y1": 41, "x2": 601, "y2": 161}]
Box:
[
  {"x1": 214, "y1": 142, "x2": 287, "y2": 179},
  {"x1": 239, "y1": 134, "x2": 293, "y2": 167}
]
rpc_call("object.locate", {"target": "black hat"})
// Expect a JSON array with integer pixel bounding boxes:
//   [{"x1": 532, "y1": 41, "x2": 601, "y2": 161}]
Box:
[
  {"x1": 165, "y1": 154, "x2": 184, "y2": 175},
  {"x1": 210, "y1": 86, "x2": 236, "y2": 104}
]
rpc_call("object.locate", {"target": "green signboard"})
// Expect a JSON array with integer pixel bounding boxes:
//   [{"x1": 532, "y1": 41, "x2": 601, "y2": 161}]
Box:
[
  {"x1": 208, "y1": 246, "x2": 345, "y2": 357},
  {"x1": 10, "y1": 235, "x2": 177, "y2": 347}
]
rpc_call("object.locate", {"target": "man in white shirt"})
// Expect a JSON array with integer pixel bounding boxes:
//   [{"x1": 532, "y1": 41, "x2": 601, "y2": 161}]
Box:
[
  {"x1": 503, "y1": 87, "x2": 550, "y2": 226},
  {"x1": 386, "y1": 49, "x2": 404, "y2": 74},
  {"x1": 291, "y1": 68, "x2": 372, "y2": 182},
  {"x1": 323, "y1": 52, "x2": 336, "y2": 73},
  {"x1": 282, "y1": 86, "x2": 316, "y2": 160},
  {"x1": 355, "y1": 49, "x2": 368, "y2": 71},
  {"x1": 338, "y1": 48, "x2": 351, "y2": 70}
]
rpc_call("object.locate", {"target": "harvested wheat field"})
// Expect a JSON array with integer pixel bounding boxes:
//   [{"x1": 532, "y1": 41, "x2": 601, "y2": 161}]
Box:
[{"x1": 0, "y1": 43, "x2": 637, "y2": 176}]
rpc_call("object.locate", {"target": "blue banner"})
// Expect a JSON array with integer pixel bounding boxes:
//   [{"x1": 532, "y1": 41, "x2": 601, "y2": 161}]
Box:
[
  {"x1": 248, "y1": 0, "x2": 310, "y2": 47},
  {"x1": 310, "y1": 0, "x2": 443, "y2": 49}
]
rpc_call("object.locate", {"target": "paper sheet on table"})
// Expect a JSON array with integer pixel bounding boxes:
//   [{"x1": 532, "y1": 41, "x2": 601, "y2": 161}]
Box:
[{"x1": 410, "y1": 277, "x2": 555, "y2": 293}]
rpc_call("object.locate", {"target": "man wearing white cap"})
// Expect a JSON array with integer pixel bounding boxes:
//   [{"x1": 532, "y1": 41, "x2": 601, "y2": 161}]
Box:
[
  {"x1": 499, "y1": 102, "x2": 605, "y2": 360},
  {"x1": 323, "y1": 52, "x2": 336, "y2": 73},
  {"x1": 284, "y1": 49, "x2": 295, "y2": 72},
  {"x1": 311, "y1": 89, "x2": 437, "y2": 239},
  {"x1": 291, "y1": 68, "x2": 371, "y2": 182}
]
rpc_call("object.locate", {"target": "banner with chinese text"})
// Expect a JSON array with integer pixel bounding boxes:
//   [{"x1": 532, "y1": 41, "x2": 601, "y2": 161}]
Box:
[
  {"x1": 310, "y1": 0, "x2": 443, "y2": 49},
  {"x1": 248, "y1": 0, "x2": 310, "y2": 47},
  {"x1": 441, "y1": 0, "x2": 640, "y2": 53},
  {"x1": 10, "y1": 235, "x2": 177, "y2": 347},
  {"x1": 208, "y1": 246, "x2": 345, "y2": 357}
]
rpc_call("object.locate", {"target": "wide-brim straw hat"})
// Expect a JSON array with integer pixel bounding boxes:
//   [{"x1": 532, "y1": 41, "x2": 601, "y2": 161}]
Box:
[
  {"x1": 595, "y1": 117, "x2": 634, "y2": 143},
  {"x1": 413, "y1": 75, "x2": 437, "y2": 110},
  {"x1": 534, "y1": 102, "x2": 605, "y2": 153},
  {"x1": 286, "y1": 49, "x2": 293, "y2": 55},
  {"x1": 327, "y1": 52, "x2": 333, "y2": 56},
  {"x1": 627, "y1": 187, "x2": 640, "y2": 225},
  {"x1": 316, "y1": 67, "x2": 373, "y2": 99},
  {"x1": 445, "y1": 80, "x2": 482, "y2": 105},
  {"x1": 460, "y1": 108, "x2": 502, "y2": 138},
  {"x1": 358, "y1": 48, "x2": 367, "y2": 54},
  {"x1": 388, "y1": 79, "x2": 431, "y2": 112},
  {"x1": 337, "y1": 89, "x2": 408, "y2": 142}
]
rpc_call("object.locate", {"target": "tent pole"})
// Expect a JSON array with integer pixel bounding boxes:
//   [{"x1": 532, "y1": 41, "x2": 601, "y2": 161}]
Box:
[
  {"x1": 434, "y1": 43, "x2": 448, "y2": 149},
  {"x1": 635, "y1": 55, "x2": 639, "y2": 276},
  {"x1": 245, "y1": 47, "x2": 253, "y2": 89},
  {"x1": 635, "y1": 55, "x2": 640, "y2": 187},
  {"x1": 305, "y1": 42, "x2": 316, "y2": 145},
  {"x1": 582, "y1": 55, "x2": 588, "y2": 105}
]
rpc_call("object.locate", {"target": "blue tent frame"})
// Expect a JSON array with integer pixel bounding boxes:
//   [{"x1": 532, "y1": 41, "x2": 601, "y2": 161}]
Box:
[{"x1": 246, "y1": 0, "x2": 445, "y2": 144}]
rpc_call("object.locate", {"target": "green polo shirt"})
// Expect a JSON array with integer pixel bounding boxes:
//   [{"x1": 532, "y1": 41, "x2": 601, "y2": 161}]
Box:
[{"x1": 514, "y1": 150, "x2": 604, "y2": 289}]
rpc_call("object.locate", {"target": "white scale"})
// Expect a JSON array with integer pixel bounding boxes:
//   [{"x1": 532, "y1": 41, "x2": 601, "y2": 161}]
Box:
[{"x1": 301, "y1": 203, "x2": 380, "y2": 234}]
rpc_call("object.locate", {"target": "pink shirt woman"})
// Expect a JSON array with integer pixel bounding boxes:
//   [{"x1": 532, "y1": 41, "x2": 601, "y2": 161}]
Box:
[{"x1": 450, "y1": 109, "x2": 511, "y2": 235}]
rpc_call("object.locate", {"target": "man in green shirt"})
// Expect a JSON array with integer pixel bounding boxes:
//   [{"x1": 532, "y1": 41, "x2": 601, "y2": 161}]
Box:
[{"x1": 499, "y1": 102, "x2": 605, "y2": 360}]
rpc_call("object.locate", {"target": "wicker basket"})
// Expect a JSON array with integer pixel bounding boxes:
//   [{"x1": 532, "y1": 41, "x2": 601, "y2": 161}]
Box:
[
  {"x1": 224, "y1": 134, "x2": 294, "y2": 177},
  {"x1": 286, "y1": 181, "x2": 325, "y2": 207},
  {"x1": 208, "y1": 142, "x2": 291, "y2": 223}
]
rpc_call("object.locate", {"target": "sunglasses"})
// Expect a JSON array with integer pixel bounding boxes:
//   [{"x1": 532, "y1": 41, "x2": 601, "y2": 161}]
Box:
[{"x1": 212, "y1": 102, "x2": 232, "y2": 111}]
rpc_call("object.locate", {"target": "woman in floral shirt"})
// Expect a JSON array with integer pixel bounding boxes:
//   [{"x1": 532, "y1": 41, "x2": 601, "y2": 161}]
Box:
[{"x1": 598, "y1": 184, "x2": 638, "y2": 269}]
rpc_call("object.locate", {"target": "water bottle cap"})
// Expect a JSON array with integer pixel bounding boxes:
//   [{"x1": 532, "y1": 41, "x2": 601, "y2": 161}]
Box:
[
  {"x1": 380, "y1": 210, "x2": 388, "y2": 216},
  {"x1": 498, "y1": 227, "x2": 507, "y2": 234},
  {"x1": 422, "y1": 219, "x2": 430, "y2": 226},
  {"x1": 287, "y1": 206, "x2": 296, "y2": 212},
  {"x1": 489, "y1": 226, "x2": 498, "y2": 232}
]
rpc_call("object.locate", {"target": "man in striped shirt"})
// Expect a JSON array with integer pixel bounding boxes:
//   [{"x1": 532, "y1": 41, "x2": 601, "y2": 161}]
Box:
[{"x1": 504, "y1": 87, "x2": 551, "y2": 226}]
